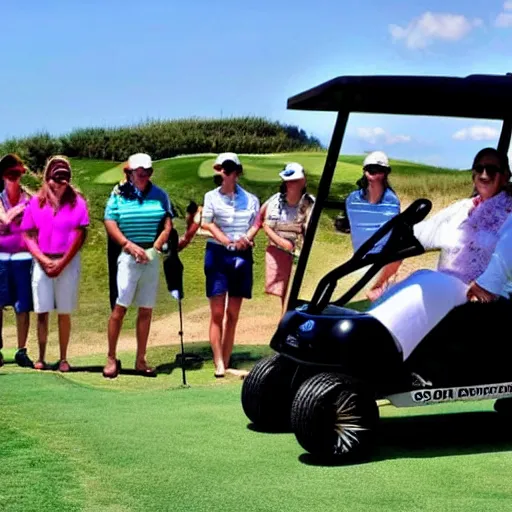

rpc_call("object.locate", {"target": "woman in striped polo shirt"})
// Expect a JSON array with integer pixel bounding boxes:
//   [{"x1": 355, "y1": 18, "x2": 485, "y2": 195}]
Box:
[
  {"x1": 201, "y1": 153, "x2": 260, "y2": 378},
  {"x1": 103, "y1": 153, "x2": 173, "y2": 379}
]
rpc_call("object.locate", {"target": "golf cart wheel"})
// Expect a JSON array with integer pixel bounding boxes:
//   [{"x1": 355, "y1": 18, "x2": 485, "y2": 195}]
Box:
[
  {"x1": 494, "y1": 398, "x2": 512, "y2": 417},
  {"x1": 241, "y1": 354, "x2": 298, "y2": 431},
  {"x1": 291, "y1": 372, "x2": 379, "y2": 462}
]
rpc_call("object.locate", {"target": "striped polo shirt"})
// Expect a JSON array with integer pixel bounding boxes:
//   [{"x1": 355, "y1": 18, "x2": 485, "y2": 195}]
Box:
[
  {"x1": 104, "y1": 182, "x2": 173, "y2": 244},
  {"x1": 202, "y1": 184, "x2": 260, "y2": 243},
  {"x1": 345, "y1": 188, "x2": 400, "y2": 253}
]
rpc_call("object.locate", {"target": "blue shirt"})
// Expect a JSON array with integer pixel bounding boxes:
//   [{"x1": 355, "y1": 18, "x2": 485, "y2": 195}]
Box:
[
  {"x1": 104, "y1": 182, "x2": 174, "y2": 244},
  {"x1": 345, "y1": 188, "x2": 400, "y2": 253}
]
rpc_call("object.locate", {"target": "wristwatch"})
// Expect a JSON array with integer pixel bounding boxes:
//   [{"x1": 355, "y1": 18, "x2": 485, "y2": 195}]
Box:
[{"x1": 227, "y1": 243, "x2": 236, "y2": 251}]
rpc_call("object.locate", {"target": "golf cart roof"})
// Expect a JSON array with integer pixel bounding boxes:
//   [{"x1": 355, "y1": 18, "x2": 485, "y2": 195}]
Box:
[{"x1": 287, "y1": 73, "x2": 512, "y2": 119}]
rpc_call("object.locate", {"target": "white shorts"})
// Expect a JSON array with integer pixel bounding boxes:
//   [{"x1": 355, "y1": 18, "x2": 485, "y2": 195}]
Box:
[
  {"x1": 116, "y1": 248, "x2": 160, "y2": 309},
  {"x1": 367, "y1": 269, "x2": 469, "y2": 360},
  {"x1": 32, "y1": 254, "x2": 81, "y2": 314}
]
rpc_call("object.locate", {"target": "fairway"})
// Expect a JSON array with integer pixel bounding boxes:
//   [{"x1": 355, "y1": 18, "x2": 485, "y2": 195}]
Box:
[{"x1": 3, "y1": 360, "x2": 512, "y2": 512}]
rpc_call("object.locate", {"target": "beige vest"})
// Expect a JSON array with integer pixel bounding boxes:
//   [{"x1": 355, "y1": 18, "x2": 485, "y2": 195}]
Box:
[{"x1": 264, "y1": 193, "x2": 314, "y2": 255}]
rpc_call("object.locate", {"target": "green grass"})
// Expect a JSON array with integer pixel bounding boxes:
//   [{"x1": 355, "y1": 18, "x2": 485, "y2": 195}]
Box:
[
  {"x1": 0, "y1": 152, "x2": 506, "y2": 510},
  {"x1": 2, "y1": 355, "x2": 512, "y2": 512}
]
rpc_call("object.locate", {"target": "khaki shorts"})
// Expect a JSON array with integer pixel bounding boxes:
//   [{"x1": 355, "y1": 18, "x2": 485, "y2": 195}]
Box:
[
  {"x1": 32, "y1": 254, "x2": 81, "y2": 314},
  {"x1": 116, "y1": 248, "x2": 160, "y2": 308}
]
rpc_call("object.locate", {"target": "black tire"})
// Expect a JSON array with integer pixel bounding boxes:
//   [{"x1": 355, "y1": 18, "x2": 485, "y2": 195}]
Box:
[
  {"x1": 494, "y1": 398, "x2": 512, "y2": 417},
  {"x1": 241, "y1": 354, "x2": 298, "y2": 431},
  {"x1": 291, "y1": 372, "x2": 379, "y2": 462}
]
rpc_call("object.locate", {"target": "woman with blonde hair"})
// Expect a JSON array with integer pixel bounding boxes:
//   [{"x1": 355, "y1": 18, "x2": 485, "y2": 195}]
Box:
[{"x1": 21, "y1": 156, "x2": 89, "y2": 371}]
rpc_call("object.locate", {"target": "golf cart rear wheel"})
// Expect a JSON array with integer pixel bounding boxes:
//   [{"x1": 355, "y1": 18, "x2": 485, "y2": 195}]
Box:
[
  {"x1": 241, "y1": 354, "x2": 298, "y2": 431},
  {"x1": 291, "y1": 372, "x2": 379, "y2": 462}
]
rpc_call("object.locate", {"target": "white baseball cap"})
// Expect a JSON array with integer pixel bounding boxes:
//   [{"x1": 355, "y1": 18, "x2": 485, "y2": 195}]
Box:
[
  {"x1": 279, "y1": 162, "x2": 305, "y2": 181},
  {"x1": 213, "y1": 152, "x2": 241, "y2": 170},
  {"x1": 363, "y1": 151, "x2": 390, "y2": 169},
  {"x1": 127, "y1": 153, "x2": 152, "y2": 170}
]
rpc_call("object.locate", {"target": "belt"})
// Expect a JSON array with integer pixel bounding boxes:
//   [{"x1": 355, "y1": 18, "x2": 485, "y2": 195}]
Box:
[{"x1": 137, "y1": 242, "x2": 154, "y2": 249}]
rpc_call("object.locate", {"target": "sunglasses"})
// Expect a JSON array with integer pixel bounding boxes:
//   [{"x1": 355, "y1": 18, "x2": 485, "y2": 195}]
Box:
[
  {"x1": 365, "y1": 165, "x2": 388, "y2": 175},
  {"x1": 4, "y1": 172, "x2": 22, "y2": 181},
  {"x1": 51, "y1": 176, "x2": 69, "y2": 184},
  {"x1": 473, "y1": 164, "x2": 503, "y2": 176}
]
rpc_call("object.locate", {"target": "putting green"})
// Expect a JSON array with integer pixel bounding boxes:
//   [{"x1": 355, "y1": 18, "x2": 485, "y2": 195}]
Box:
[
  {"x1": 197, "y1": 152, "x2": 363, "y2": 183},
  {"x1": 93, "y1": 162, "x2": 125, "y2": 184},
  {"x1": 93, "y1": 153, "x2": 365, "y2": 186}
]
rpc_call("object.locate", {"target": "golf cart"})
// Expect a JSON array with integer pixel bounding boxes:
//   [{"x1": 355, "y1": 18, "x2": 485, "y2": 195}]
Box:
[{"x1": 241, "y1": 73, "x2": 512, "y2": 462}]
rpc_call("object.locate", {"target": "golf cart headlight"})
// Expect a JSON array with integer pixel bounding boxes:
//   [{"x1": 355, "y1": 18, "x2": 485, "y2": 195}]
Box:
[{"x1": 339, "y1": 320, "x2": 352, "y2": 333}]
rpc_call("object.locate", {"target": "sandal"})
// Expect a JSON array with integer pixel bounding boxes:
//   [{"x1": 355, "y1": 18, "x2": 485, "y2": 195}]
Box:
[
  {"x1": 214, "y1": 362, "x2": 225, "y2": 378},
  {"x1": 134, "y1": 364, "x2": 157, "y2": 378},
  {"x1": 58, "y1": 360, "x2": 71, "y2": 372},
  {"x1": 34, "y1": 360, "x2": 46, "y2": 370},
  {"x1": 103, "y1": 359, "x2": 121, "y2": 379}
]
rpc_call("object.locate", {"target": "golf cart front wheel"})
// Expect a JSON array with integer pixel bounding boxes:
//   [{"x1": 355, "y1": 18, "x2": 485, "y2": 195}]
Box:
[
  {"x1": 291, "y1": 372, "x2": 379, "y2": 462},
  {"x1": 241, "y1": 353, "x2": 297, "y2": 431}
]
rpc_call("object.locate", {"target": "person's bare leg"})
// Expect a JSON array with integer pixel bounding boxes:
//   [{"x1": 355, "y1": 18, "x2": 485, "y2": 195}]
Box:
[
  {"x1": 35, "y1": 313, "x2": 49, "y2": 369},
  {"x1": 104, "y1": 304, "x2": 126, "y2": 375},
  {"x1": 209, "y1": 295, "x2": 226, "y2": 376},
  {"x1": 222, "y1": 296, "x2": 243, "y2": 369},
  {"x1": 0, "y1": 308, "x2": 4, "y2": 350},
  {"x1": 16, "y1": 312, "x2": 30, "y2": 350},
  {"x1": 0, "y1": 309, "x2": 4, "y2": 366},
  {"x1": 135, "y1": 307, "x2": 153, "y2": 370},
  {"x1": 57, "y1": 314, "x2": 71, "y2": 371}
]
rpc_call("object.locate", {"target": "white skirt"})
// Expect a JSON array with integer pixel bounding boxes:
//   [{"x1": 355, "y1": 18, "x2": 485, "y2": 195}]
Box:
[{"x1": 367, "y1": 269, "x2": 469, "y2": 360}]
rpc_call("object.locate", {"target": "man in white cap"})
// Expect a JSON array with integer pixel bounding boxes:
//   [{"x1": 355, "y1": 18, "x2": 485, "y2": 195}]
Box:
[{"x1": 103, "y1": 153, "x2": 174, "y2": 378}]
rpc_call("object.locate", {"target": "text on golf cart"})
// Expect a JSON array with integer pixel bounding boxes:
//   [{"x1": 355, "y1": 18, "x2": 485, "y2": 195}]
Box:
[{"x1": 413, "y1": 384, "x2": 512, "y2": 402}]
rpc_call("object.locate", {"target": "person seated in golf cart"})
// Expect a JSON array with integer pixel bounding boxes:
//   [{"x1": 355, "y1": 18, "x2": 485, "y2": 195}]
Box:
[
  {"x1": 365, "y1": 147, "x2": 512, "y2": 362},
  {"x1": 345, "y1": 151, "x2": 401, "y2": 254}
]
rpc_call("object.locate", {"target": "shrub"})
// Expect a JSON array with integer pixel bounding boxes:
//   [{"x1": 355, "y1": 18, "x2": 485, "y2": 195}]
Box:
[{"x1": 0, "y1": 117, "x2": 322, "y2": 171}]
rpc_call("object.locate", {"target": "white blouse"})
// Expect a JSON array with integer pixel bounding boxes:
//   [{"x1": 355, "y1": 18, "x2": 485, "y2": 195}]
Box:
[{"x1": 413, "y1": 195, "x2": 512, "y2": 298}]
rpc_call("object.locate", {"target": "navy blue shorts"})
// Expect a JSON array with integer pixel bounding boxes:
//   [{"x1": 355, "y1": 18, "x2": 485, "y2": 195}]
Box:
[
  {"x1": 204, "y1": 242, "x2": 253, "y2": 299},
  {"x1": 0, "y1": 253, "x2": 33, "y2": 313}
]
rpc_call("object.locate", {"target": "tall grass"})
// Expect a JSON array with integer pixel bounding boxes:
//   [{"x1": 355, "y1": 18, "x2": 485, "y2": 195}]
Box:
[{"x1": 0, "y1": 117, "x2": 322, "y2": 171}]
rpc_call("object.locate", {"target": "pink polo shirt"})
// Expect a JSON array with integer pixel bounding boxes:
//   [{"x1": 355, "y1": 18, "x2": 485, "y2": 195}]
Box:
[
  {"x1": 20, "y1": 195, "x2": 90, "y2": 254},
  {"x1": 0, "y1": 189, "x2": 31, "y2": 253}
]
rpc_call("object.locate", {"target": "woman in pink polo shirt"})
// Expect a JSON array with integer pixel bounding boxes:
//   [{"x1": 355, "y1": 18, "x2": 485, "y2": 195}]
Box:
[{"x1": 21, "y1": 156, "x2": 89, "y2": 372}]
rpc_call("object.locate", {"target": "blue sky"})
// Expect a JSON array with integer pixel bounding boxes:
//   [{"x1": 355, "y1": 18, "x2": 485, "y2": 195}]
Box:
[{"x1": 1, "y1": 0, "x2": 512, "y2": 168}]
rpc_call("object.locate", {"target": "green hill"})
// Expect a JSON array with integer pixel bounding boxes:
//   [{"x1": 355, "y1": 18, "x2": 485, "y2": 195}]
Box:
[{"x1": 0, "y1": 117, "x2": 322, "y2": 172}]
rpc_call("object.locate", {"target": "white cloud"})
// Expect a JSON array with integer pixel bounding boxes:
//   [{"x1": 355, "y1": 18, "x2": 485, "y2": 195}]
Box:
[
  {"x1": 452, "y1": 125, "x2": 500, "y2": 141},
  {"x1": 389, "y1": 12, "x2": 482, "y2": 49},
  {"x1": 356, "y1": 127, "x2": 412, "y2": 145},
  {"x1": 495, "y1": 2, "x2": 512, "y2": 27}
]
